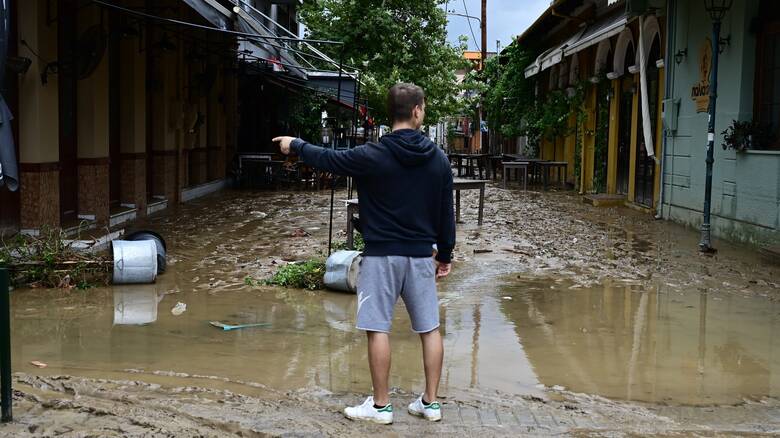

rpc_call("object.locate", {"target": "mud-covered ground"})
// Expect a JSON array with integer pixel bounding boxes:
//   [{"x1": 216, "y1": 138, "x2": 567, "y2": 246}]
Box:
[{"x1": 2, "y1": 183, "x2": 779, "y2": 437}]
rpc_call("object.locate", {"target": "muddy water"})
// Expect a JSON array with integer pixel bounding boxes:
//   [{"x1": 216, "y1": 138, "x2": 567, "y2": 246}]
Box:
[{"x1": 9, "y1": 189, "x2": 780, "y2": 407}]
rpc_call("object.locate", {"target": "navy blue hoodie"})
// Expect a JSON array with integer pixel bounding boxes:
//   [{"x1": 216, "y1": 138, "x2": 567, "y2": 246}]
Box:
[{"x1": 290, "y1": 129, "x2": 455, "y2": 263}]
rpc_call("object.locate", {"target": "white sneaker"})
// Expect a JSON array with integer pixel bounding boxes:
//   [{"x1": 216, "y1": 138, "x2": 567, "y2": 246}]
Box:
[
  {"x1": 343, "y1": 396, "x2": 393, "y2": 425},
  {"x1": 408, "y1": 395, "x2": 442, "y2": 422}
]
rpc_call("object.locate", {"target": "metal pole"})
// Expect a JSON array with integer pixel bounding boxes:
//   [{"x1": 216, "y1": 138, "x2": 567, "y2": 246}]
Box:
[
  {"x1": 699, "y1": 20, "x2": 720, "y2": 253},
  {"x1": 328, "y1": 52, "x2": 345, "y2": 257},
  {"x1": 478, "y1": 0, "x2": 487, "y2": 154},
  {"x1": 0, "y1": 268, "x2": 11, "y2": 422}
]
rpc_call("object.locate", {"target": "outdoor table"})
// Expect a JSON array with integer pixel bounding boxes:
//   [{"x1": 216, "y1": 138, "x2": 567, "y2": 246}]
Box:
[
  {"x1": 464, "y1": 154, "x2": 488, "y2": 179},
  {"x1": 448, "y1": 153, "x2": 468, "y2": 177},
  {"x1": 453, "y1": 178, "x2": 488, "y2": 224},
  {"x1": 502, "y1": 161, "x2": 529, "y2": 190},
  {"x1": 536, "y1": 161, "x2": 568, "y2": 190},
  {"x1": 487, "y1": 155, "x2": 504, "y2": 180},
  {"x1": 238, "y1": 153, "x2": 273, "y2": 173},
  {"x1": 343, "y1": 178, "x2": 488, "y2": 249}
]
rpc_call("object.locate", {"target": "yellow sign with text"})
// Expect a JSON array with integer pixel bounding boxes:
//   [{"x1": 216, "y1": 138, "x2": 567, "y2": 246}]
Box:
[{"x1": 691, "y1": 38, "x2": 712, "y2": 113}]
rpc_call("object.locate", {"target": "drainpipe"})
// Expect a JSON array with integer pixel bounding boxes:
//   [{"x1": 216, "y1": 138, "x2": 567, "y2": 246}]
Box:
[
  {"x1": 0, "y1": 0, "x2": 8, "y2": 86},
  {"x1": 656, "y1": 0, "x2": 675, "y2": 219}
]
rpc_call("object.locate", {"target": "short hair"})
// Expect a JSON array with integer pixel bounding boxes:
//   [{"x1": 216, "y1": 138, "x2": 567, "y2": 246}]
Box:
[{"x1": 387, "y1": 83, "x2": 425, "y2": 124}]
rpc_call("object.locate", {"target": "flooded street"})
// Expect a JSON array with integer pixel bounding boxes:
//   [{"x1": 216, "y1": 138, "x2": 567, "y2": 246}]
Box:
[{"x1": 5, "y1": 185, "x2": 780, "y2": 436}]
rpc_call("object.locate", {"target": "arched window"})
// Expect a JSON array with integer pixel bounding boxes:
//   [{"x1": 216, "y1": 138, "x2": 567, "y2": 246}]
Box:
[
  {"x1": 569, "y1": 52, "x2": 580, "y2": 84},
  {"x1": 612, "y1": 28, "x2": 635, "y2": 77},
  {"x1": 594, "y1": 40, "x2": 612, "y2": 77}
]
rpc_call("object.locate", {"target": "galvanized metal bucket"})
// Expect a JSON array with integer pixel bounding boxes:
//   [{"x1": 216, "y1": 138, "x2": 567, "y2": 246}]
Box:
[
  {"x1": 324, "y1": 250, "x2": 362, "y2": 293},
  {"x1": 124, "y1": 230, "x2": 167, "y2": 274},
  {"x1": 113, "y1": 287, "x2": 159, "y2": 325},
  {"x1": 112, "y1": 240, "x2": 158, "y2": 284}
]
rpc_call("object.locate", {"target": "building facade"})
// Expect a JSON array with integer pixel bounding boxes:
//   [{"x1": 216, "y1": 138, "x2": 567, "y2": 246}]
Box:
[
  {"x1": 660, "y1": 0, "x2": 780, "y2": 246},
  {"x1": 515, "y1": 0, "x2": 778, "y2": 247},
  {"x1": 0, "y1": 0, "x2": 338, "y2": 237}
]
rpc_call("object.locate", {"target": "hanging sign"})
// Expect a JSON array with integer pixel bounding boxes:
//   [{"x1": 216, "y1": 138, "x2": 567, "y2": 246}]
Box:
[{"x1": 690, "y1": 38, "x2": 712, "y2": 113}]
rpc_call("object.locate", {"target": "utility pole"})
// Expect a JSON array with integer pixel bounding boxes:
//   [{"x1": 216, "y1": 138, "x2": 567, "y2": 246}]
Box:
[{"x1": 478, "y1": 0, "x2": 487, "y2": 154}]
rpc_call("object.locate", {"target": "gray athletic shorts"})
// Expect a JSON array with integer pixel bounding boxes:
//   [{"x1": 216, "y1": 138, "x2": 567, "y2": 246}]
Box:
[{"x1": 355, "y1": 256, "x2": 439, "y2": 334}]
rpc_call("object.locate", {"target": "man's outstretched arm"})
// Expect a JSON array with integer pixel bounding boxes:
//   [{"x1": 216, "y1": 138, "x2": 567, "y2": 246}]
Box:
[
  {"x1": 273, "y1": 136, "x2": 374, "y2": 177},
  {"x1": 435, "y1": 170, "x2": 455, "y2": 278}
]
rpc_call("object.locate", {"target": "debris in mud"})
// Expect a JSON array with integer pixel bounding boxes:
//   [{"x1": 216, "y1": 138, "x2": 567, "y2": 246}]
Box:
[
  {"x1": 473, "y1": 249, "x2": 493, "y2": 254},
  {"x1": 1, "y1": 226, "x2": 112, "y2": 289},
  {"x1": 209, "y1": 321, "x2": 272, "y2": 331},
  {"x1": 171, "y1": 302, "x2": 187, "y2": 316},
  {"x1": 265, "y1": 260, "x2": 326, "y2": 290},
  {"x1": 291, "y1": 228, "x2": 309, "y2": 238},
  {"x1": 30, "y1": 361, "x2": 47, "y2": 369}
]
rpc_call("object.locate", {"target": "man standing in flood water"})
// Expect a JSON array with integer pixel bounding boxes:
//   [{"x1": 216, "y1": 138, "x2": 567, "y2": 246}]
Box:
[{"x1": 273, "y1": 83, "x2": 455, "y2": 424}]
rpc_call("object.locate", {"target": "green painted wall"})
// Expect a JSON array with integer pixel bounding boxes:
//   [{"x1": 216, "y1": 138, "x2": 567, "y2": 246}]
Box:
[{"x1": 661, "y1": 0, "x2": 780, "y2": 246}]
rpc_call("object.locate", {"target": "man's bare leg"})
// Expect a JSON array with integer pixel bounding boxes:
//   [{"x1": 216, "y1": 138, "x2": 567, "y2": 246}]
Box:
[
  {"x1": 367, "y1": 331, "x2": 391, "y2": 406},
  {"x1": 419, "y1": 328, "x2": 443, "y2": 402}
]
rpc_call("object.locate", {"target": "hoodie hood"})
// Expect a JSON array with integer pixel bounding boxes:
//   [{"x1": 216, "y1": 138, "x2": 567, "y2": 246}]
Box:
[{"x1": 380, "y1": 129, "x2": 437, "y2": 167}]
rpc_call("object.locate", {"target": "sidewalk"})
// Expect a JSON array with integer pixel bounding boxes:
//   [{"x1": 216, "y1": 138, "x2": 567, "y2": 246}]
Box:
[{"x1": 3, "y1": 374, "x2": 779, "y2": 436}]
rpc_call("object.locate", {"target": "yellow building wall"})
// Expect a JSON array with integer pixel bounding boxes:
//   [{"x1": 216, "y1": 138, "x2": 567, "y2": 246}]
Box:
[
  {"x1": 581, "y1": 87, "x2": 597, "y2": 193},
  {"x1": 606, "y1": 79, "x2": 620, "y2": 194},
  {"x1": 564, "y1": 113, "x2": 577, "y2": 183},
  {"x1": 653, "y1": 67, "x2": 665, "y2": 210},
  {"x1": 627, "y1": 74, "x2": 640, "y2": 203}
]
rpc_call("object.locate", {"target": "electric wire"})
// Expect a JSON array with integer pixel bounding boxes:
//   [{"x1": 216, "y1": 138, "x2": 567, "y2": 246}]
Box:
[
  {"x1": 461, "y1": 0, "x2": 481, "y2": 52},
  {"x1": 91, "y1": 0, "x2": 343, "y2": 45}
]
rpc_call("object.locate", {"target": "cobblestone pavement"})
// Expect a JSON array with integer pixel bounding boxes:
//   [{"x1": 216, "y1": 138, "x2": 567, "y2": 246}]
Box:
[{"x1": 2, "y1": 374, "x2": 779, "y2": 436}]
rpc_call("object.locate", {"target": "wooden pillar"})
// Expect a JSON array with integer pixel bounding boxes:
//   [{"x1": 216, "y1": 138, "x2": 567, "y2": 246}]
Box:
[
  {"x1": 17, "y1": 1, "x2": 60, "y2": 230},
  {"x1": 119, "y1": 11, "x2": 147, "y2": 215}
]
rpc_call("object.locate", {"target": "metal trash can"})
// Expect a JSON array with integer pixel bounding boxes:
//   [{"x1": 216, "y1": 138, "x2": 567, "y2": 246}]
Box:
[
  {"x1": 324, "y1": 250, "x2": 362, "y2": 293},
  {"x1": 112, "y1": 240, "x2": 158, "y2": 284},
  {"x1": 124, "y1": 230, "x2": 167, "y2": 274},
  {"x1": 113, "y1": 287, "x2": 159, "y2": 325}
]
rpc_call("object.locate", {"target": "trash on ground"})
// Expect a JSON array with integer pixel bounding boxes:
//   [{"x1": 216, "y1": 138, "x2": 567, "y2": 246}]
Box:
[
  {"x1": 209, "y1": 321, "x2": 272, "y2": 331},
  {"x1": 474, "y1": 249, "x2": 493, "y2": 254},
  {"x1": 30, "y1": 361, "x2": 48, "y2": 368},
  {"x1": 171, "y1": 302, "x2": 187, "y2": 316}
]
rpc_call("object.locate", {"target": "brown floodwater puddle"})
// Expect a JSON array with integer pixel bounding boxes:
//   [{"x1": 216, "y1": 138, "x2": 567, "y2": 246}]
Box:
[{"x1": 8, "y1": 189, "x2": 780, "y2": 407}]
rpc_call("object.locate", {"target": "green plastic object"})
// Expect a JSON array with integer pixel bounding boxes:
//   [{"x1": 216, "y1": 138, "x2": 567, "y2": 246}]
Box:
[{"x1": 209, "y1": 321, "x2": 271, "y2": 331}]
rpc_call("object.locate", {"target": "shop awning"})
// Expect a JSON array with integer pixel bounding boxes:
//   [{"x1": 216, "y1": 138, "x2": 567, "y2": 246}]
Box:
[
  {"x1": 524, "y1": 10, "x2": 628, "y2": 78},
  {"x1": 183, "y1": 0, "x2": 307, "y2": 79},
  {"x1": 183, "y1": 0, "x2": 231, "y2": 30},
  {"x1": 524, "y1": 28, "x2": 585, "y2": 78},
  {"x1": 563, "y1": 11, "x2": 628, "y2": 56}
]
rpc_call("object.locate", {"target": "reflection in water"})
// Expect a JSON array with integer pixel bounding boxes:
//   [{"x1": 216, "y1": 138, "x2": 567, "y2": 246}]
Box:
[
  {"x1": 6, "y1": 188, "x2": 779, "y2": 406},
  {"x1": 501, "y1": 280, "x2": 780, "y2": 405},
  {"x1": 113, "y1": 288, "x2": 163, "y2": 325},
  {"x1": 10, "y1": 274, "x2": 780, "y2": 405}
]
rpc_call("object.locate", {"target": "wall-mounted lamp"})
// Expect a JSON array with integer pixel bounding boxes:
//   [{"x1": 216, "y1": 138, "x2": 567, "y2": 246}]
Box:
[
  {"x1": 40, "y1": 62, "x2": 58, "y2": 85},
  {"x1": 718, "y1": 35, "x2": 731, "y2": 53},
  {"x1": 5, "y1": 56, "x2": 32, "y2": 74},
  {"x1": 674, "y1": 48, "x2": 688, "y2": 64}
]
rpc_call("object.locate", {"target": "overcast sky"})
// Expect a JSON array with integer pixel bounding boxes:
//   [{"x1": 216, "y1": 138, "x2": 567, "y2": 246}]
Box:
[{"x1": 445, "y1": 0, "x2": 550, "y2": 52}]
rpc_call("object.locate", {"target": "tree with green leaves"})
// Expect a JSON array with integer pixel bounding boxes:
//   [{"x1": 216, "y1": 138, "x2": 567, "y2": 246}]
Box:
[{"x1": 299, "y1": 0, "x2": 467, "y2": 125}]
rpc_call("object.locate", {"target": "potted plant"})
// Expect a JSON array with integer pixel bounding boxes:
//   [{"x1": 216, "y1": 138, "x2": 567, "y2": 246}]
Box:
[{"x1": 722, "y1": 120, "x2": 769, "y2": 152}]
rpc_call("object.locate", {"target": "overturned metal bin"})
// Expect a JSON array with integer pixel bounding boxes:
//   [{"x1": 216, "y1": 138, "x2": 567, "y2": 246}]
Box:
[
  {"x1": 112, "y1": 240, "x2": 158, "y2": 284},
  {"x1": 324, "y1": 250, "x2": 362, "y2": 293}
]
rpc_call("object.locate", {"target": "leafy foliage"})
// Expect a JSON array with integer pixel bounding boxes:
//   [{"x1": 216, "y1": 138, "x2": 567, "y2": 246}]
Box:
[
  {"x1": 721, "y1": 120, "x2": 770, "y2": 152},
  {"x1": 265, "y1": 260, "x2": 326, "y2": 290},
  {"x1": 298, "y1": 0, "x2": 468, "y2": 123},
  {"x1": 288, "y1": 89, "x2": 329, "y2": 141},
  {"x1": 465, "y1": 44, "x2": 588, "y2": 157},
  {"x1": 333, "y1": 231, "x2": 365, "y2": 252},
  {"x1": 0, "y1": 226, "x2": 111, "y2": 289}
]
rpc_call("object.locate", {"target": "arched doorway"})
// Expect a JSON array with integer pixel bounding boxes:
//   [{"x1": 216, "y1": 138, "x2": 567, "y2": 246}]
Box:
[
  {"x1": 634, "y1": 33, "x2": 661, "y2": 208},
  {"x1": 593, "y1": 41, "x2": 613, "y2": 193},
  {"x1": 613, "y1": 29, "x2": 635, "y2": 195}
]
